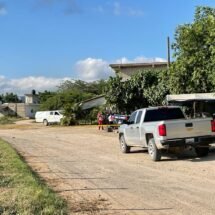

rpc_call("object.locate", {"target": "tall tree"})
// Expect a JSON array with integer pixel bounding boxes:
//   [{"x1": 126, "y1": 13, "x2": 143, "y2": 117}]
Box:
[
  {"x1": 39, "y1": 79, "x2": 107, "y2": 111},
  {"x1": 105, "y1": 69, "x2": 169, "y2": 113},
  {"x1": 38, "y1": 91, "x2": 57, "y2": 104},
  {"x1": 170, "y1": 6, "x2": 215, "y2": 93},
  {"x1": 58, "y1": 79, "x2": 106, "y2": 95},
  {"x1": 1, "y1": 93, "x2": 20, "y2": 103}
]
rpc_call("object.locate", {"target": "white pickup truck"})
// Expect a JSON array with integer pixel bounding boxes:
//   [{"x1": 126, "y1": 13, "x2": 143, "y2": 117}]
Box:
[{"x1": 119, "y1": 106, "x2": 215, "y2": 161}]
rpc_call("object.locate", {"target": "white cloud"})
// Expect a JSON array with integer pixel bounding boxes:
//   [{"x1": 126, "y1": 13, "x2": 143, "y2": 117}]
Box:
[
  {"x1": 0, "y1": 4, "x2": 7, "y2": 16},
  {"x1": 113, "y1": 2, "x2": 120, "y2": 16},
  {"x1": 128, "y1": 8, "x2": 144, "y2": 17},
  {"x1": 112, "y1": 2, "x2": 144, "y2": 17},
  {"x1": 75, "y1": 58, "x2": 114, "y2": 82},
  {"x1": 93, "y1": 5, "x2": 104, "y2": 13},
  {"x1": 0, "y1": 76, "x2": 70, "y2": 95},
  {"x1": 34, "y1": 0, "x2": 81, "y2": 15}
]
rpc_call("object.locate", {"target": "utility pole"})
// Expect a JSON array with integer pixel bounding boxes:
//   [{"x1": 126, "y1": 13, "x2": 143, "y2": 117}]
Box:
[{"x1": 167, "y1": 36, "x2": 171, "y2": 68}]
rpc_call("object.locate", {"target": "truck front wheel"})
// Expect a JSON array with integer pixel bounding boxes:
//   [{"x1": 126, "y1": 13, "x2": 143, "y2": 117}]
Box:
[
  {"x1": 195, "y1": 146, "x2": 209, "y2": 157},
  {"x1": 43, "y1": 119, "x2": 49, "y2": 126},
  {"x1": 148, "y1": 138, "x2": 161, "y2": 161},
  {"x1": 119, "y1": 135, "x2": 130, "y2": 153}
]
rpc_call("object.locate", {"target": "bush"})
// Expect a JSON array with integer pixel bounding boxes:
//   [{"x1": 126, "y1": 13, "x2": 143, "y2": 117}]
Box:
[
  {"x1": 60, "y1": 116, "x2": 78, "y2": 126},
  {"x1": 0, "y1": 116, "x2": 17, "y2": 125}
]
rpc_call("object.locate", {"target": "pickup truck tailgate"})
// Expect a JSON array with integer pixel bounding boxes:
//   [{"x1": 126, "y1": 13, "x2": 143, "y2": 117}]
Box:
[{"x1": 165, "y1": 118, "x2": 212, "y2": 139}]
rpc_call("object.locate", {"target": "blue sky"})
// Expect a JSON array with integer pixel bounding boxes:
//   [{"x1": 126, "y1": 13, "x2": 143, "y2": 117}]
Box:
[{"x1": 0, "y1": 0, "x2": 214, "y2": 94}]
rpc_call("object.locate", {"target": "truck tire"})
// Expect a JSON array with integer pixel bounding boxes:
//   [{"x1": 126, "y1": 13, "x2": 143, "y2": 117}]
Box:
[
  {"x1": 43, "y1": 119, "x2": 49, "y2": 126},
  {"x1": 119, "y1": 134, "x2": 130, "y2": 153},
  {"x1": 148, "y1": 138, "x2": 161, "y2": 161},
  {"x1": 195, "y1": 146, "x2": 209, "y2": 157}
]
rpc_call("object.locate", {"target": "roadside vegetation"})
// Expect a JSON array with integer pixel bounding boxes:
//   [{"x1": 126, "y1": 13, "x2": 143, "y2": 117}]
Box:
[
  {"x1": 0, "y1": 116, "x2": 18, "y2": 125},
  {"x1": 38, "y1": 80, "x2": 107, "y2": 125},
  {"x1": 105, "y1": 69, "x2": 169, "y2": 113},
  {"x1": 0, "y1": 93, "x2": 21, "y2": 103},
  {"x1": 0, "y1": 139, "x2": 68, "y2": 215}
]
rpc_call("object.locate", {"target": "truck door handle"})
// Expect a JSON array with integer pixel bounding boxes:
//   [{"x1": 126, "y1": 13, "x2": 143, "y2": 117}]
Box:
[
  {"x1": 136, "y1": 126, "x2": 139, "y2": 129},
  {"x1": 185, "y1": 123, "x2": 193, "y2": 127}
]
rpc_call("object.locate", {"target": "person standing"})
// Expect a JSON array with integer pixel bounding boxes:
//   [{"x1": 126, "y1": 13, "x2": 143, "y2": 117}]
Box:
[
  {"x1": 97, "y1": 112, "x2": 104, "y2": 130},
  {"x1": 108, "y1": 114, "x2": 114, "y2": 125}
]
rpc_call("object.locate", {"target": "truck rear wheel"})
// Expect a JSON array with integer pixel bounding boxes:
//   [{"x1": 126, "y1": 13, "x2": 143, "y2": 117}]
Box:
[
  {"x1": 119, "y1": 134, "x2": 130, "y2": 153},
  {"x1": 148, "y1": 138, "x2": 161, "y2": 161},
  {"x1": 43, "y1": 119, "x2": 49, "y2": 126},
  {"x1": 195, "y1": 146, "x2": 209, "y2": 157}
]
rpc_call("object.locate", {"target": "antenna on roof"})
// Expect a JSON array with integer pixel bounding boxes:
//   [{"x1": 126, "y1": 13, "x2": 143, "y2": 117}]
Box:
[{"x1": 167, "y1": 36, "x2": 171, "y2": 68}]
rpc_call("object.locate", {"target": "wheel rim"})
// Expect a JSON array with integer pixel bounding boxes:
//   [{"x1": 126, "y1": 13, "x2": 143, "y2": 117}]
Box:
[
  {"x1": 120, "y1": 137, "x2": 125, "y2": 150},
  {"x1": 148, "y1": 142, "x2": 154, "y2": 157}
]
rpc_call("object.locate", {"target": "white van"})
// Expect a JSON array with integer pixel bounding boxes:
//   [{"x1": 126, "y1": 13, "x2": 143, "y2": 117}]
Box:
[{"x1": 35, "y1": 110, "x2": 64, "y2": 126}]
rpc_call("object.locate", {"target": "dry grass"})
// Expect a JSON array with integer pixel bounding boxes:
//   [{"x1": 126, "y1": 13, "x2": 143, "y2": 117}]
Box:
[{"x1": 69, "y1": 197, "x2": 110, "y2": 214}]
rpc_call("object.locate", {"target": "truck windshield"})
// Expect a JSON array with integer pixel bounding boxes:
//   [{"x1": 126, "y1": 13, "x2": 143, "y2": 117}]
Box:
[{"x1": 144, "y1": 108, "x2": 185, "y2": 122}]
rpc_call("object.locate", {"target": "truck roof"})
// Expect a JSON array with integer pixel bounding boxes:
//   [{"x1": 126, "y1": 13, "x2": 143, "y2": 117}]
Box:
[{"x1": 136, "y1": 106, "x2": 181, "y2": 112}]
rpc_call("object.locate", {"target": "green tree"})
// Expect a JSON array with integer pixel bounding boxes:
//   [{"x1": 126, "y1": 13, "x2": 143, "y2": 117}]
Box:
[
  {"x1": 143, "y1": 69, "x2": 169, "y2": 106},
  {"x1": 58, "y1": 79, "x2": 107, "y2": 95},
  {"x1": 38, "y1": 91, "x2": 57, "y2": 104},
  {"x1": 170, "y1": 6, "x2": 215, "y2": 93},
  {"x1": 105, "y1": 69, "x2": 169, "y2": 113},
  {"x1": 39, "y1": 89, "x2": 92, "y2": 111},
  {"x1": 1, "y1": 93, "x2": 20, "y2": 103},
  {"x1": 39, "y1": 79, "x2": 103, "y2": 125},
  {"x1": 39, "y1": 94, "x2": 63, "y2": 111}
]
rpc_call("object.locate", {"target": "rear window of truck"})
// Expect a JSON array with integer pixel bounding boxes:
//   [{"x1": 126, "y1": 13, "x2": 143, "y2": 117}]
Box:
[{"x1": 144, "y1": 108, "x2": 185, "y2": 122}]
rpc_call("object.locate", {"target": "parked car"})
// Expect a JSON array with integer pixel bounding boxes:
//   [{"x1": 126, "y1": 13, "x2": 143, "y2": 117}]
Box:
[
  {"x1": 113, "y1": 114, "x2": 128, "y2": 125},
  {"x1": 118, "y1": 106, "x2": 215, "y2": 161},
  {"x1": 35, "y1": 110, "x2": 63, "y2": 126}
]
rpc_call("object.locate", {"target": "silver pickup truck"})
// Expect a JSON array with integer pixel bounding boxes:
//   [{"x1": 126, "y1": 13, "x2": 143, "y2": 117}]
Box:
[{"x1": 119, "y1": 106, "x2": 215, "y2": 161}]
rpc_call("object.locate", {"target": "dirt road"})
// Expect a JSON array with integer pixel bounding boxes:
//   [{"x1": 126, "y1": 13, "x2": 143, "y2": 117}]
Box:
[{"x1": 0, "y1": 121, "x2": 215, "y2": 215}]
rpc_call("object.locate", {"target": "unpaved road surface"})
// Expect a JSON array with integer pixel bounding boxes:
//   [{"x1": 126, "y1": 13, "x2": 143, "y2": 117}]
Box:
[{"x1": 1, "y1": 121, "x2": 215, "y2": 215}]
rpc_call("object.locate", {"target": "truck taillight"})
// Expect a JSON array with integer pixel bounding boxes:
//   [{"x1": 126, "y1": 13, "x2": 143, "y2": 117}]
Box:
[
  {"x1": 158, "y1": 124, "x2": 166, "y2": 136},
  {"x1": 211, "y1": 120, "x2": 215, "y2": 132}
]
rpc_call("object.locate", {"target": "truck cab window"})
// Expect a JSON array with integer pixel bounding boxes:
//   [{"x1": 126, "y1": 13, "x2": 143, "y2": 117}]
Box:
[
  {"x1": 128, "y1": 112, "x2": 137, "y2": 124},
  {"x1": 55, "y1": 112, "x2": 59, "y2": 115},
  {"x1": 135, "y1": 111, "x2": 143, "y2": 124},
  {"x1": 144, "y1": 108, "x2": 185, "y2": 122}
]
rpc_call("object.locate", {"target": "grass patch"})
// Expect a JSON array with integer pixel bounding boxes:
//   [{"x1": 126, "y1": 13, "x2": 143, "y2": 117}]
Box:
[
  {"x1": 0, "y1": 116, "x2": 18, "y2": 125},
  {"x1": 0, "y1": 139, "x2": 68, "y2": 215}
]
